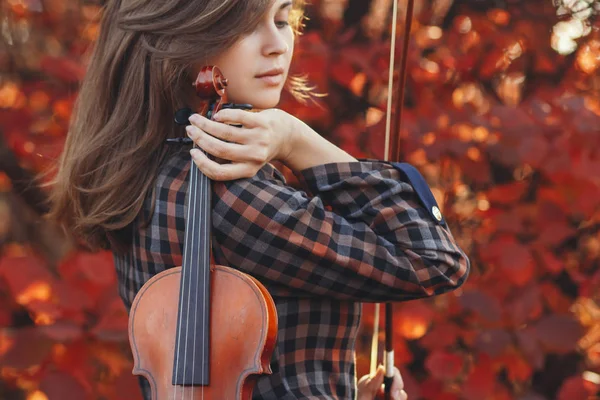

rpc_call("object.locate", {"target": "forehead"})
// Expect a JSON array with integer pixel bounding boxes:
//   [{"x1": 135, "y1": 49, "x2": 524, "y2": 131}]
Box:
[{"x1": 269, "y1": 0, "x2": 294, "y2": 10}]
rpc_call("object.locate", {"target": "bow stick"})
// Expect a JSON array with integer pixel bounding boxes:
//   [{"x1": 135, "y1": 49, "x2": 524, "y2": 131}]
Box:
[{"x1": 370, "y1": 0, "x2": 415, "y2": 398}]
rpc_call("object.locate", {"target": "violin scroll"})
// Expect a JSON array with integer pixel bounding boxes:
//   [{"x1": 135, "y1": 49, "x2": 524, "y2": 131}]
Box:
[{"x1": 168, "y1": 65, "x2": 252, "y2": 143}]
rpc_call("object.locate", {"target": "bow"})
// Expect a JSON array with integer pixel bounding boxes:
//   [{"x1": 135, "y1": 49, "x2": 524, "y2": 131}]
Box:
[{"x1": 370, "y1": 0, "x2": 415, "y2": 398}]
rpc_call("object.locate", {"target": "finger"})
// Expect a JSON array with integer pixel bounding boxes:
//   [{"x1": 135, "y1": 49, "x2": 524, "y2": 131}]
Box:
[
  {"x1": 396, "y1": 389, "x2": 408, "y2": 400},
  {"x1": 190, "y1": 149, "x2": 256, "y2": 181},
  {"x1": 189, "y1": 113, "x2": 247, "y2": 144},
  {"x1": 357, "y1": 366, "x2": 385, "y2": 397},
  {"x1": 372, "y1": 365, "x2": 385, "y2": 388},
  {"x1": 187, "y1": 125, "x2": 253, "y2": 162},
  {"x1": 392, "y1": 367, "x2": 404, "y2": 390},
  {"x1": 212, "y1": 108, "x2": 264, "y2": 129}
]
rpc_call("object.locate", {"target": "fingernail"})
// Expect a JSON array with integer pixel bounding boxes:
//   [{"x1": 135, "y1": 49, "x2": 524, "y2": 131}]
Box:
[
  {"x1": 393, "y1": 389, "x2": 401, "y2": 399},
  {"x1": 189, "y1": 114, "x2": 200, "y2": 123},
  {"x1": 212, "y1": 112, "x2": 221, "y2": 121},
  {"x1": 186, "y1": 126, "x2": 194, "y2": 137},
  {"x1": 190, "y1": 149, "x2": 200, "y2": 159}
]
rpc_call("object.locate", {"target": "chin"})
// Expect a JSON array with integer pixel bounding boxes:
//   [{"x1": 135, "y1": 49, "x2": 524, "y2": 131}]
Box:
[{"x1": 229, "y1": 89, "x2": 282, "y2": 110}]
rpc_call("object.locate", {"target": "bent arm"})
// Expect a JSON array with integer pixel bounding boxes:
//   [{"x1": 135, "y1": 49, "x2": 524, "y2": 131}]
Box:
[{"x1": 211, "y1": 160, "x2": 469, "y2": 302}]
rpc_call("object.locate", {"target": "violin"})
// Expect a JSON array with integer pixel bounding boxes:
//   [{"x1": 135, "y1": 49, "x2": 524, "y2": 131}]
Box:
[{"x1": 128, "y1": 66, "x2": 278, "y2": 399}]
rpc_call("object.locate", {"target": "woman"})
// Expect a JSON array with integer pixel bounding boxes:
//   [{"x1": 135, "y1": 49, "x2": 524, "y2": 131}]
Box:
[{"x1": 49, "y1": 0, "x2": 469, "y2": 398}]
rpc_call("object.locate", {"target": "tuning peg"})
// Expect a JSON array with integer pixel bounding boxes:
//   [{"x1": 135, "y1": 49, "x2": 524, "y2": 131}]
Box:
[{"x1": 174, "y1": 107, "x2": 193, "y2": 126}]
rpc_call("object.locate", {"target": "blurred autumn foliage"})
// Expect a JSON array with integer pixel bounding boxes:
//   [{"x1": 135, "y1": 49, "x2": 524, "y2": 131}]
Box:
[{"x1": 1, "y1": 0, "x2": 600, "y2": 399}]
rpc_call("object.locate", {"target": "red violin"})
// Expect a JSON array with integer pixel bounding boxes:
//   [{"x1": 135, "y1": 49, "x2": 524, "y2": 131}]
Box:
[{"x1": 128, "y1": 66, "x2": 278, "y2": 399}]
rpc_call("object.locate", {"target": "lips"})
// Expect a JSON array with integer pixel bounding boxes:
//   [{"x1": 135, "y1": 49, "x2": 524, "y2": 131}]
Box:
[{"x1": 255, "y1": 68, "x2": 285, "y2": 78}]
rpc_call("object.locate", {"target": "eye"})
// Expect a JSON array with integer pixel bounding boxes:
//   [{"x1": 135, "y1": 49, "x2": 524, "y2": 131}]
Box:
[
  {"x1": 275, "y1": 19, "x2": 290, "y2": 28},
  {"x1": 274, "y1": 7, "x2": 291, "y2": 29}
]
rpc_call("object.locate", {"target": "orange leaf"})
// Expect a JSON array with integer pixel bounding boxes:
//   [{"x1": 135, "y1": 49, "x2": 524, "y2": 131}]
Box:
[{"x1": 396, "y1": 302, "x2": 434, "y2": 340}]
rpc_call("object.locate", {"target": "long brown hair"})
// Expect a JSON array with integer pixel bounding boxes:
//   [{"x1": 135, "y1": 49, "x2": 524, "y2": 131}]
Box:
[{"x1": 48, "y1": 0, "x2": 306, "y2": 251}]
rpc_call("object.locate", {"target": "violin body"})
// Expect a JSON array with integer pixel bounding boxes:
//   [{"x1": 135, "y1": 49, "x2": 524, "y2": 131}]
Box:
[{"x1": 129, "y1": 264, "x2": 277, "y2": 399}]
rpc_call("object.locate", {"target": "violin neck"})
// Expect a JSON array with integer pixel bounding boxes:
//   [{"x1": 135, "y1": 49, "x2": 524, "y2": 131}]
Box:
[{"x1": 171, "y1": 155, "x2": 212, "y2": 385}]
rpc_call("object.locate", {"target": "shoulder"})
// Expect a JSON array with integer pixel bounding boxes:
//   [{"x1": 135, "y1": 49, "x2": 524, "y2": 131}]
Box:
[{"x1": 140, "y1": 148, "x2": 190, "y2": 223}]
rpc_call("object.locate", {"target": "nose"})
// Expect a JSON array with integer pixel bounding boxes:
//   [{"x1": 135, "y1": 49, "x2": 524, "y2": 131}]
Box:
[{"x1": 261, "y1": 25, "x2": 290, "y2": 57}]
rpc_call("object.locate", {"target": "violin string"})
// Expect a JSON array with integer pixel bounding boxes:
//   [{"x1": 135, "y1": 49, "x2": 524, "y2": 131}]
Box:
[
  {"x1": 174, "y1": 154, "x2": 196, "y2": 399},
  {"x1": 184, "y1": 151, "x2": 199, "y2": 399},
  {"x1": 201, "y1": 162, "x2": 208, "y2": 400},
  {"x1": 193, "y1": 150, "x2": 206, "y2": 400},
  {"x1": 200, "y1": 104, "x2": 216, "y2": 400}
]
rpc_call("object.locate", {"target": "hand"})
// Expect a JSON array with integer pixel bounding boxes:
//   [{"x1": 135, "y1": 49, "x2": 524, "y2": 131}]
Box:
[
  {"x1": 185, "y1": 108, "x2": 297, "y2": 181},
  {"x1": 357, "y1": 366, "x2": 407, "y2": 400}
]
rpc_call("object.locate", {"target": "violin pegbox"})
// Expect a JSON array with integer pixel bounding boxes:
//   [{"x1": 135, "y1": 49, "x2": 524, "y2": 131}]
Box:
[{"x1": 168, "y1": 66, "x2": 253, "y2": 143}]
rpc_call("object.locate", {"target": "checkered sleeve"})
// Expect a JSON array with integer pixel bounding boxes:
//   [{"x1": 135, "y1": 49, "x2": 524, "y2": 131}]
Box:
[{"x1": 211, "y1": 160, "x2": 470, "y2": 302}]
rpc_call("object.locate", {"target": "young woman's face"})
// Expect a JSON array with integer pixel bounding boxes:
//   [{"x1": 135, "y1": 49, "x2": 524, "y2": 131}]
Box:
[{"x1": 207, "y1": 0, "x2": 295, "y2": 110}]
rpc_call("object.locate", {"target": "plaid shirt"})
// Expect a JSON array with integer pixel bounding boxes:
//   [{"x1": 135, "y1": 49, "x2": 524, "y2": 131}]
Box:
[{"x1": 113, "y1": 147, "x2": 470, "y2": 399}]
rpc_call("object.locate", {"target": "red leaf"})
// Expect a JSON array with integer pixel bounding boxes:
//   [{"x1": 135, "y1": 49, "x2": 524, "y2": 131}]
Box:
[
  {"x1": 557, "y1": 376, "x2": 597, "y2": 400},
  {"x1": 490, "y1": 237, "x2": 536, "y2": 286},
  {"x1": 40, "y1": 56, "x2": 86, "y2": 83},
  {"x1": 0, "y1": 327, "x2": 53, "y2": 369},
  {"x1": 0, "y1": 306, "x2": 12, "y2": 327},
  {"x1": 518, "y1": 133, "x2": 549, "y2": 167},
  {"x1": 492, "y1": 210, "x2": 523, "y2": 234},
  {"x1": 516, "y1": 329, "x2": 545, "y2": 369},
  {"x1": 398, "y1": 367, "x2": 420, "y2": 400},
  {"x1": 419, "y1": 377, "x2": 459, "y2": 400},
  {"x1": 462, "y1": 355, "x2": 495, "y2": 400},
  {"x1": 533, "y1": 314, "x2": 584, "y2": 353},
  {"x1": 536, "y1": 221, "x2": 576, "y2": 246},
  {"x1": 0, "y1": 255, "x2": 54, "y2": 302},
  {"x1": 498, "y1": 350, "x2": 533, "y2": 382},
  {"x1": 532, "y1": 246, "x2": 564, "y2": 275},
  {"x1": 539, "y1": 282, "x2": 573, "y2": 314},
  {"x1": 91, "y1": 295, "x2": 129, "y2": 341},
  {"x1": 112, "y1": 370, "x2": 145, "y2": 400},
  {"x1": 420, "y1": 322, "x2": 461, "y2": 350},
  {"x1": 518, "y1": 393, "x2": 547, "y2": 400},
  {"x1": 39, "y1": 371, "x2": 88, "y2": 400},
  {"x1": 507, "y1": 283, "x2": 543, "y2": 326},
  {"x1": 58, "y1": 251, "x2": 116, "y2": 286},
  {"x1": 459, "y1": 289, "x2": 502, "y2": 322},
  {"x1": 39, "y1": 321, "x2": 84, "y2": 342},
  {"x1": 425, "y1": 350, "x2": 464, "y2": 381},
  {"x1": 53, "y1": 280, "x2": 94, "y2": 312},
  {"x1": 486, "y1": 182, "x2": 528, "y2": 205},
  {"x1": 52, "y1": 340, "x2": 90, "y2": 375},
  {"x1": 475, "y1": 329, "x2": 511, "y2": 356}
]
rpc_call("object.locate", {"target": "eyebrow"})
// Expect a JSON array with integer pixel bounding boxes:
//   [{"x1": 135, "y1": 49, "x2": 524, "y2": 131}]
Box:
[{"x1": 279, "y1": 1, "x2": 293, "y2": 10}]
